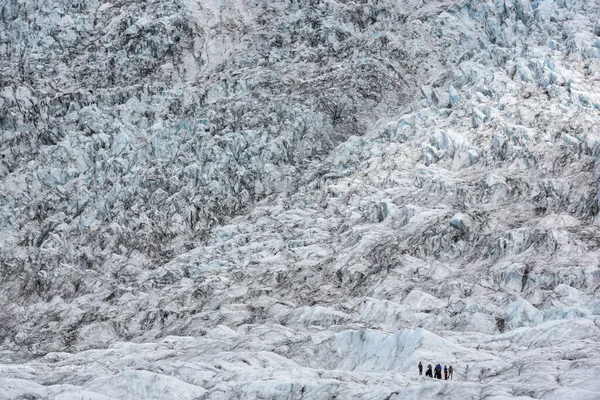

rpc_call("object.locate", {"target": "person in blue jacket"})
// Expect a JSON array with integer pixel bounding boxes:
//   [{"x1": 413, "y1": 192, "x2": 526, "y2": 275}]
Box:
[{"x1": 435, "y1": 363, "x2": 442, "y2": 379}]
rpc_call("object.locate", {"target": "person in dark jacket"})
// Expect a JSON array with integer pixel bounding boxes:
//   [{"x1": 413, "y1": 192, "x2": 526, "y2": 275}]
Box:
[
  {"x1": 426, "y1": 364, "x2": 433, "y2": 377},
  {"x1": 418, "y1": 361, "x2": 423, "y2": 375},
  {"x1": 435, "y1": 363, "x2": 442, "y2": 379},
  {"x1": 444, "y1": 365, "x2": 448, "y2": 380}
]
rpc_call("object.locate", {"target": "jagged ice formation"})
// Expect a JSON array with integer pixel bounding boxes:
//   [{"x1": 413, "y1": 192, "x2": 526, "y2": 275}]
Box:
[{"x1": 1, "y1": 0, "x2": 600, "y2": 398}]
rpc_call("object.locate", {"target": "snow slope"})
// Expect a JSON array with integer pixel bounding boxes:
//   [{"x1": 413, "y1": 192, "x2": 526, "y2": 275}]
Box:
[{"x1": 1, "y1": 0, "x2": 600, "y2": 398}]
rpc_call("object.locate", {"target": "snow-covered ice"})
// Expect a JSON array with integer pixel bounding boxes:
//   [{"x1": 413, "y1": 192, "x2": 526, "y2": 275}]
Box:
[{"x1": 1, "y1": 0, "x2": 600, "y2": 398}]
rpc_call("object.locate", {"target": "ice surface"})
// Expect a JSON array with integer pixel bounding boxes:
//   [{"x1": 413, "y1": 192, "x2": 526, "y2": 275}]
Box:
[{"x1": 1, "y1": 0, "x2": 600, "y2": 398}]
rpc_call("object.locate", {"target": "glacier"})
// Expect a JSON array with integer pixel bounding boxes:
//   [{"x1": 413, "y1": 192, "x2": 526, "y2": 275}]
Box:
[{"x1": 1, "y1": 0, "x2": 600, "y2": 398}]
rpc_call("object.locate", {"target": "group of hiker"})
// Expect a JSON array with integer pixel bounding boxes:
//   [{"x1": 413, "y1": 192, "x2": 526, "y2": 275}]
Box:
[{"x1": 418, "y1": 362, "x2": 453, "y2": 380}]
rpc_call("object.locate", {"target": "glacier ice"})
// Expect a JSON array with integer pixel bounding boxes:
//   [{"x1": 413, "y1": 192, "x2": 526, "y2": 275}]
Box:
[{"x1": 1, "y1": 0, "x2": 600, "y2": 398}]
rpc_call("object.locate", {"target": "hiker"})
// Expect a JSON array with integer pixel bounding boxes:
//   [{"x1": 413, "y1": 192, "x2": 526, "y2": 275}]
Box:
[
  {"x1": 418, "y1": 361, "x2": 423, "y2": 375},
  {"x1": 435, "y1": 363, "x2": 442, "y2": 379},
  {"x1": 444, "y1": 365, "x2": 448, "y2": 380},
  {"x1": 426, "y1": 364, "x2": 433, "y2": 378},
  {"x1": 449, "y1": 365, "x2": 453, "y2": 380}
]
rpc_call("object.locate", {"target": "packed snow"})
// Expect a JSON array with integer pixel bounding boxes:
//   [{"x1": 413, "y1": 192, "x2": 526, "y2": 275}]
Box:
[{"x1": 1, "y1": 0, "x2": 600, "y2": 398}]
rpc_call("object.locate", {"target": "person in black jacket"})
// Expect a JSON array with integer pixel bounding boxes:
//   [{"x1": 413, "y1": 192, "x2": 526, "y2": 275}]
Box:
[
  {"x1": 426, "y1": 364, "x2": 433, "y2": 377},
  {"x1": 418, "y1": 361, "x2": 423, "y2": 375}
]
